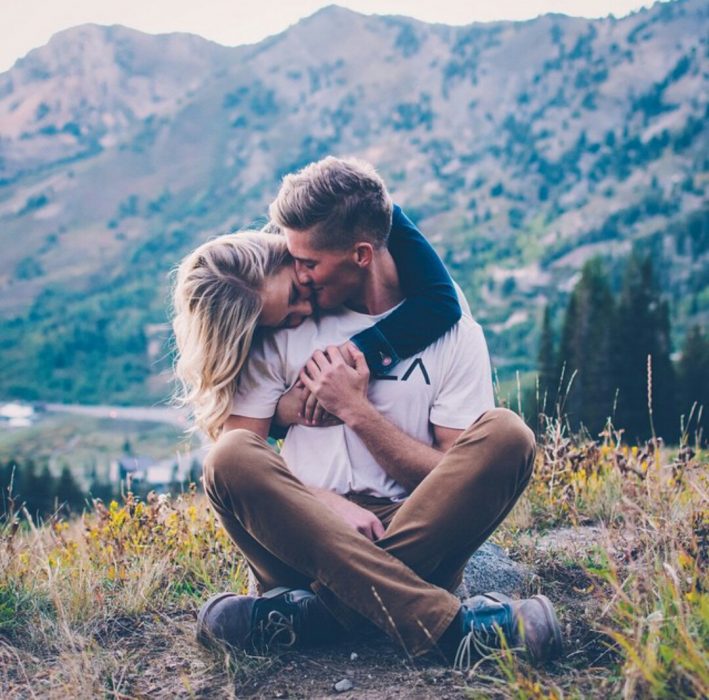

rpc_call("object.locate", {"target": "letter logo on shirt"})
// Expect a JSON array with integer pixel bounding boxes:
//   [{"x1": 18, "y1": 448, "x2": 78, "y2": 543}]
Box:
[{"x1": 374, "y1": 358, "x2": 431, "y2": 386}]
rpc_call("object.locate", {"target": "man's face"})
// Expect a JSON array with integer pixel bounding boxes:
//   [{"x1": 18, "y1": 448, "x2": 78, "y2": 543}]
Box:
[{"x1": 283, "y1": 227, "x2": 362, "y2": 310}]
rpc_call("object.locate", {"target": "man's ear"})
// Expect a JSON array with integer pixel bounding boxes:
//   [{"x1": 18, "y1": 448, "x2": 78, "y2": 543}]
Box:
[{"x1": 352, "y1": 242, "x2": 374, "y2": 268}]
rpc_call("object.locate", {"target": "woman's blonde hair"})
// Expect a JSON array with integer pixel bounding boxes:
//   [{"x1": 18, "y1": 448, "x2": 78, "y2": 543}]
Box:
[{"x1": 172, "y1": 231, "x2": 289, "y2": 440}]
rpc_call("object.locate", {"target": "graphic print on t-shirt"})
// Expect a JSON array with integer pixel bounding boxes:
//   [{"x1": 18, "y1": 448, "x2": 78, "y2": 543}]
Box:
[{"x1": 374, "y1": 358, "x2": 431, "y2": 385}]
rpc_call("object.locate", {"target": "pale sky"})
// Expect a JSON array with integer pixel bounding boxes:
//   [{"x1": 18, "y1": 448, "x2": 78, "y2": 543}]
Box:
[{"x1": 1, "y1": 0, "x2": 662, "y2": 74}]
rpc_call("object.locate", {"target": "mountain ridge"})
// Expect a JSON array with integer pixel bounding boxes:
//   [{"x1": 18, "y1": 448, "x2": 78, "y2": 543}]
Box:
[{"x1": 0, "y1": 0, "x2": 706, "y2": 403}]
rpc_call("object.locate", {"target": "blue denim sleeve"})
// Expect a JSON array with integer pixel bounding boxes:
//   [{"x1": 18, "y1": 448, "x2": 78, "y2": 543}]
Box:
[{"x1": 350, "y1": 204, "x2": 462, "y2": 375}]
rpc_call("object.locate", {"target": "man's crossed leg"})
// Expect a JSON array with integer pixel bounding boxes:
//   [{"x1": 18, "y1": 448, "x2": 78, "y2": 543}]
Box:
[{"x1": 198, "y1": 408, "x2": 562, "y2": 665}]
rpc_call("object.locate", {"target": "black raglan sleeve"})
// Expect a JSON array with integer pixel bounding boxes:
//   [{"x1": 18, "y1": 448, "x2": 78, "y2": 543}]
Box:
[{"x1": 350, "y1": 205, "x2": 462, "y2": 375}]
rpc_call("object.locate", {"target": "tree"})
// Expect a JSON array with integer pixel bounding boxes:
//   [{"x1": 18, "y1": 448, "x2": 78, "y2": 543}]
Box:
[
  {"x1": 55, "y1": 465, "x2": 85, "y2": 516},
  {"x1": 189, "y1": 459, "x2": 202, "y2": 487},
  {"x1": 614, "y1": 254, "x2": 675, "y2": 442},
  {"x1": 0, "y1": 460, "x2": 18, "y2": 519},
  {"x1": 557, "y1": 258, "x2": 616, "y2": 435},
  {"x1": 537, "y1": 304, "x2": 557, "y2": 413},
  {"x1": 20, "y1": 461, "x2": 55, "y2": 521},
  {"x1": 87, "y1": 477, "x2": 115, "y2": 504},
  {"x1": 677, "y1": 325, "x2": 709, "y2": 442}
]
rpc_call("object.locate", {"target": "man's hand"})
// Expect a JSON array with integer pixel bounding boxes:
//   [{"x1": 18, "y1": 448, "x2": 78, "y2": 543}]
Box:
[
  {"x1": 311, "y1": 488, "x2": 385, "y2": 541},
  {"x1": 275, "y1": 380, "x2": 342, "y2": 428},
  {"x1": 299, "y1": 343, "x2": 370, "y2": 421}
]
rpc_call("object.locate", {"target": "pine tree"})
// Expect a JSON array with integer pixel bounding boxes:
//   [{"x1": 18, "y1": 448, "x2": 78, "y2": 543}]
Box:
[
  {"x1": 0, "y1": 460, "x2": 16, "y2": 519},
  {"x1": 537, "y1": 304, "x2": 557, "y2": 414},
  {"x1": 677, "y1": 325, "x2": 709, "y2": 442},
  {"x1": 88, "y1": 477, "x2": 115, "y2": 504},
  {"x1": 20, "y1": 460, "x2": 55, "y2": 521},
  {"x1": 614, "y1": 254, "x2": 676, "y2": 442},
  {"x1": 55, "y1": 465, "x2": 85, "y2": 515},
  {"x1": 557, "y1": 258, "x2": 616, "y2": 435},
  {"x1": 189, "y1": 459, "x2": 202, "y2": 487}
]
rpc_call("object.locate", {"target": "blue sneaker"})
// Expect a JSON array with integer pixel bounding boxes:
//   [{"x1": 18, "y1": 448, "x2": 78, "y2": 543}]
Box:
[{"x1": 453, "y1": 592, "x2": 563, "y2": 669}]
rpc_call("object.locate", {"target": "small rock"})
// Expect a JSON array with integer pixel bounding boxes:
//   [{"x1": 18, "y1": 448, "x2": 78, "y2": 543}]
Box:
[
  {"x1": 350, "y1": 652, "x2": 358, "y2": 661},
  {"x1": 334, "y1": 678, "x2": 354, "y2": 692},
  {"x1": 457, "y1": 542, "x2": 535, "y2": 598}
]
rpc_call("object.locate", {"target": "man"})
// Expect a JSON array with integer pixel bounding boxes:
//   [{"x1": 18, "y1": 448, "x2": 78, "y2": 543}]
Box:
[{"x1": 198, "y1": 157, "x2": 562, "y2": 667}]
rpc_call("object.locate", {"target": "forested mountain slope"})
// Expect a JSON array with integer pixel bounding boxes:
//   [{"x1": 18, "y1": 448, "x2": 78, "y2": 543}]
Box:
[{"x1": 0, "y1": 0, "x2": 706, "y2": 403}]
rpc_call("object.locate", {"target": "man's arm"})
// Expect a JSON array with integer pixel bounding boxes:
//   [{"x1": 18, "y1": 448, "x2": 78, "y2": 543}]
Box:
[
  {"x1": 300, "y1": 344, "x2": 463, "y2": 492},
  {"x1": 341, "y1": 402, "x2": 462, "y2": 491}
]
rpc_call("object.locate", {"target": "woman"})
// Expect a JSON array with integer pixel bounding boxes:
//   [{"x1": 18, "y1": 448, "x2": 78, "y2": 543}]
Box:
[{"x1": 172, "y1": 206, "x2": 462, "y2": 441}]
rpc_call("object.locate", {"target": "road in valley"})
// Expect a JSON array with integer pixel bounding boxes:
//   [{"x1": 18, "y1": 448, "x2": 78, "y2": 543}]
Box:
[{"x1": 44, "y1": 403, "x2": 190, "y2": 428}]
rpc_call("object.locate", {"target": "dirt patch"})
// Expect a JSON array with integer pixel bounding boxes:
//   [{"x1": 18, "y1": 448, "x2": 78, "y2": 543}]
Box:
[
  {"x1": 230, "y1": 638, "x2": 470, "y2": 699},
  {"x1": 2, "y1": 528, "x2": 621, "y2": 699}
]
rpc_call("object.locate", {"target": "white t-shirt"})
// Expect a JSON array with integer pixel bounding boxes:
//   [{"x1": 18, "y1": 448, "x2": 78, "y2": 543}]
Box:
[{"x1": 232, "y1": 305, "x2": 495, "y2": 501}]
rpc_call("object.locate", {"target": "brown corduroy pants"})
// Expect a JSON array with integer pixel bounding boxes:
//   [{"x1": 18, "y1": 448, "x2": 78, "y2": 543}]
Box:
[{"x1": 203, "y1": 407, "x2": 535, "y2": 656}]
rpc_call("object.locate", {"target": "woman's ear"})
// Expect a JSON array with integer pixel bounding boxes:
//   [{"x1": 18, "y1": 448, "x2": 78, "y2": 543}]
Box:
[{"x1": 353, "y1": 242, "x2": 374, "y2": 268}]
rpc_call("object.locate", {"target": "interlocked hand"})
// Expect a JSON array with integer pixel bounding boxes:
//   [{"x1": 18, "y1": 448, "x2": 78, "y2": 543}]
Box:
[{"x1": 299, "y1": 342, "x2": 370, "y2": 420}]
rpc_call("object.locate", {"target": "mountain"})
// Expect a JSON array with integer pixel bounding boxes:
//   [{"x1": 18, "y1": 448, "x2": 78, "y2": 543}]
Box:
[{"x1": 0, "y1": 0, "x2": 706, "y2": 403}]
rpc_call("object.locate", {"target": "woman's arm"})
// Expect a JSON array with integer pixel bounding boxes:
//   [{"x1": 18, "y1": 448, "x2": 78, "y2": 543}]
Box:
[
  {"x1": 350, "y1": 205, "x2": 462, "y2": 375},
  {"x1": 274, "y1": 206, "x2": 463, "y2": 429}
]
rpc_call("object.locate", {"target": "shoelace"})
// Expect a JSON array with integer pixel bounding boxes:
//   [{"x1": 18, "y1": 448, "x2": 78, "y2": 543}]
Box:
[
  {"x1": 453, "y1": 621, "x2": 502, "y2": 671},
  {"x1": 256, "y1": 609, "x2": 297, "y2": 649}
]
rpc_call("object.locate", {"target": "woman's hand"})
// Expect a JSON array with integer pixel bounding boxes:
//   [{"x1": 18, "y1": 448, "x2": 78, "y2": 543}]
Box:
[
  {"x1": 275, "y1": 380, "x2": 342, "y2": 428},
  {"x1": 299, "y1": 343, "x2": 370, "y2": 421},
  {"x1": 297, "y1": 341, "x2": 362, "y2": 423}
]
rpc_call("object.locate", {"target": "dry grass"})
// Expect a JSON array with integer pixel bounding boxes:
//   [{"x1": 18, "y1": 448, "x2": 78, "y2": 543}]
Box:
[
  {"x1": 0, "y1": 487, "x2": 247, "y2": 698},
  {"x1": 1, "y1": 424, "x2": 707, "y2": 699}
]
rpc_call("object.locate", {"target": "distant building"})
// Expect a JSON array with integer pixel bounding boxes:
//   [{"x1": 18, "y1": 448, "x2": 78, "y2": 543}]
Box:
[
  {"x1": 0, "y1": 402, "x2": 35, "y2": 428},
  {"x1": 110, "y1": 455, "x2": 156, "y2": 485},
  {"x1": 109, "y1": 450, "x2": 204, "y2": 492}
]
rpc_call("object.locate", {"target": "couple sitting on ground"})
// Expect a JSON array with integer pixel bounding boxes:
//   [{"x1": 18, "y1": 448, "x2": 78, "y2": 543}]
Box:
[{"x1": 172, "y1": 156, "x2": 563, "y2": 668}]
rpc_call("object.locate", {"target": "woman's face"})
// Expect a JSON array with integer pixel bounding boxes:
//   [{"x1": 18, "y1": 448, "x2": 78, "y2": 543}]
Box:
[{"x1": 259, "y1": 265, "x2": 314, "y2": 328}]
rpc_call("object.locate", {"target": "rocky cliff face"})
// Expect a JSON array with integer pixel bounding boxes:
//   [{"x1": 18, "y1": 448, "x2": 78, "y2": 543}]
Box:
[{"x1": 0, "y1": 0, "x2": 706, "y2": 401}]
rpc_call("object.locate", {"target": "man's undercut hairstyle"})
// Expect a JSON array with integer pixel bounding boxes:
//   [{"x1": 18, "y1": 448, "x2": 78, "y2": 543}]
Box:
[{"x1": 269, "y1": 156, "x2": 393, "y2": 250}]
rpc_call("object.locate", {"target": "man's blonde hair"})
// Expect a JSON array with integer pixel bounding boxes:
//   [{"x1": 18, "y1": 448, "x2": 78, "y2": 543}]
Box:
[
  {"x1": 269, "y1": 156, "x2": 393, "y2": 250},
  {"x1": 171, "y1": 232, "x2": 289, "y2": 440}
]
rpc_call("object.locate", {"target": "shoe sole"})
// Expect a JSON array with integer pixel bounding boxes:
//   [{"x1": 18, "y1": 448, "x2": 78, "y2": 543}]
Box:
[
  {"x1": 480, "y1": 591, "x2": 513, "y2": 605},
  {"x1": 483, "y1": 591, "x2": 563, "y2": 665},
  {"x1": 262, "y1": 586, "x2": 298, "y2": 599},
  {"x1": 196, "y1": 591, "x2": 242, "y2": 648},
  {"x1": 527, "y1": 594, "x2": 563, "y2": 664}
]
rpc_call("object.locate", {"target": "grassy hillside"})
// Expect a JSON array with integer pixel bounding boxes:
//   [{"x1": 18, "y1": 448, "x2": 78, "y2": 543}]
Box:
[{"x1": 1, "y1": 421, "x2": 706, "y2": 697}]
